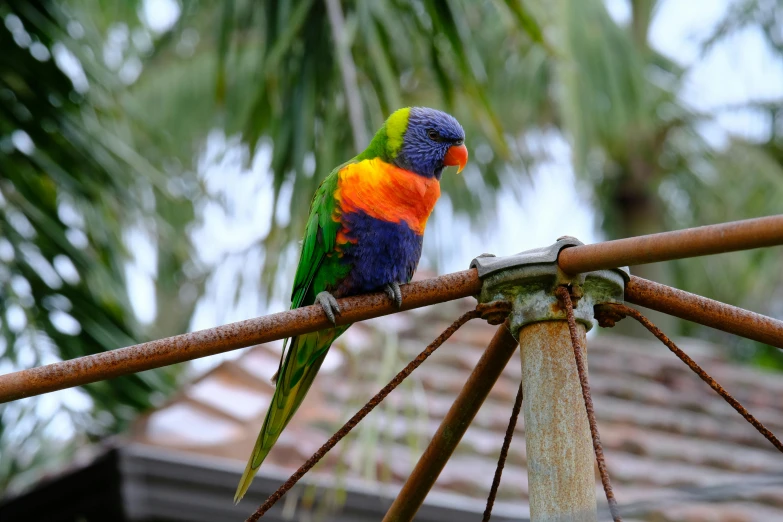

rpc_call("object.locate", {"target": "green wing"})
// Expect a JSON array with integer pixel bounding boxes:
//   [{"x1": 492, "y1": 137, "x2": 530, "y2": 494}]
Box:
[
  {"x1": 290, "y1": 166, "x2": 345, "y2": 306},
  {"x1": 234, "y1": 165, "x2": 353, "y2": 503}
]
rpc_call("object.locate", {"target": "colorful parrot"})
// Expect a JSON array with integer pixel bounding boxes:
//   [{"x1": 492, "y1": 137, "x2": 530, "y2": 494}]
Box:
[{"x1": 235, "y1": 107, "x2": 468, "y2": 502}]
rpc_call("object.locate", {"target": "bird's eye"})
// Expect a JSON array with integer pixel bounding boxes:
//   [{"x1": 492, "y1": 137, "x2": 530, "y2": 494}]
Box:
[
  {"x1": 454, "y1": 139, "x2": 464, "y2": 146},
  {"x1": 427, "y1": 129, "x2": 440, "y2": 141}
]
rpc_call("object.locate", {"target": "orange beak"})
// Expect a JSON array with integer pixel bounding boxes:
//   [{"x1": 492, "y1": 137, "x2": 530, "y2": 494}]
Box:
[{"x1": 444, "y1": 144, "x2": 468, "y2": 173}]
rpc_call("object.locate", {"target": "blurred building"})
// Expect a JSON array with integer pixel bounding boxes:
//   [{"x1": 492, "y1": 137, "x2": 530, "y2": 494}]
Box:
[{"x1": 3, "y1": 298, "x2": 783, "y2": 521}]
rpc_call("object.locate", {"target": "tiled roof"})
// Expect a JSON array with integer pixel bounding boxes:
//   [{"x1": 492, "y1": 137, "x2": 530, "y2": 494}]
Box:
[{"x1": 130, "y1": 298, "x2": 783, "y2": 521}]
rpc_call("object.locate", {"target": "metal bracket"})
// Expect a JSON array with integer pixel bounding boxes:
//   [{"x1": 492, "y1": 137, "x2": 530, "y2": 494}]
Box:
[{"x1": 470, "y1": 237, "x2": 630, "y2": 336}]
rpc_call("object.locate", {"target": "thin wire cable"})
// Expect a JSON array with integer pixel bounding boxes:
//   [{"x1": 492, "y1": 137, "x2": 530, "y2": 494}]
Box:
[
  {"x1": 245, "y1": 308, "x2": 484, "y2": 521},
  {"x1": 557, "y1": 287, "x2": 622, "y2": 522},
  {"x1": 482, "y1": 379, "x2": 524, "y2": 521},
  {"x1": 596, "y1": 303, "x2": 783, "y2": 455}
]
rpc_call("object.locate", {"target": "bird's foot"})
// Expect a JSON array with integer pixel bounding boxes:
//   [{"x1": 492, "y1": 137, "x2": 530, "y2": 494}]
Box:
[
  {"x1": 384, "y1": 282, "x2": 403, "y2": 309},
  {"x1": 316, "y1": 291, "x2": 342, "y2": 326}
]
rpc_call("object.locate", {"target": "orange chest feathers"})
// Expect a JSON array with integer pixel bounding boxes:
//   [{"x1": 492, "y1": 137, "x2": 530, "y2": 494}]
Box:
[{"x1": 333, "y1": 158, "x2": 441, "y2": 235}]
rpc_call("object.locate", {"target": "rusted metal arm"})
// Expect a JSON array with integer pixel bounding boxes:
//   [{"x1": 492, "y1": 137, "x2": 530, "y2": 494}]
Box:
[
  {"x1": 625, "y1": 276, "x2": 783, "y2": 348},
  {"x1": 3, "y1": 216, "x2": 783, "y2": 405},
  {"x1": 383, "y1": 324, "x2": 519, "y2": 521},
  {"x1": 0, "y1": 270, "x2": 482, "y2": 404},
  {"x1": 558, "y1": 215, "x2": 783, "y2": 274}
]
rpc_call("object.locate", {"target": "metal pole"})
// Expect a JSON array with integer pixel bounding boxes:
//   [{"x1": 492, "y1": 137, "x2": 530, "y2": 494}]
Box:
[
  {"x1": 625, "y1": 276, "x2": 783, "y2": 348},
  {"x1": 382, "y1": 324, "x2": 519, "y2": 521},
  {"x1": 520, "y1": 321, "x2": 596, "y2": 522},
  {"x1": 0, "y1": 270, "x2": 482, "y2": 403},
  {"x1": 469, "y1": 240, "x2": 626, "y2": 521},
  {"x1": 4, "y1": 217, "x2": 782, "y2": 404},
  {"x1": 558, "y1": 214, "x2": 783, "y2": 274}
]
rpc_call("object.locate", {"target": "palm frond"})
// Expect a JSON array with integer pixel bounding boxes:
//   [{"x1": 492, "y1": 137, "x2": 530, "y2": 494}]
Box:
[{"x1": 0, "y1": 0, "x2": 196, "y2": 491}]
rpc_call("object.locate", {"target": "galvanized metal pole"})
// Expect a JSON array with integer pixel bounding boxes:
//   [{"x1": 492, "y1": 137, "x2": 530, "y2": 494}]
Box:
[
  {"x1": 519, "y1": 321, "x2": 596, "y2": 521},
  {"x1": 470, "y1": 238, "x2": 627, "y2": 521}
]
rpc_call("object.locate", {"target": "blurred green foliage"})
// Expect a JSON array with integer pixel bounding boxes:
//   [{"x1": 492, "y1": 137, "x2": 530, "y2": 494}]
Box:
[
  {"x1": 1, "y1": 0, "x2": 783, "y2": 493},
  {"x1": 0, "y1": 0, "x2": 197, "y2": 491}
]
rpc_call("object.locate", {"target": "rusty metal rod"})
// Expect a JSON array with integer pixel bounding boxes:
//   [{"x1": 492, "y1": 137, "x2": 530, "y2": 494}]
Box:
[
  {"x1": 558, "y1": 287, "x2": 621, "y2": 521},
  {"x1": 382, "y1": 323, "x2": 519, "y2": 521},
  {"x1": 3, "y1": 216, "x2": 783, "y2": 405},
  {"x1": 482, "y1": 378, "x2": 524, "y2": 522},
  {"x1": 625, "y1": 276, "x2": 783, "y2": 348},
  {"x1": 596, "y1": 303, "x2": 783, "y2": 455},
  {"x1": 246, "y1": 308, "x2": 484, "y2": 521},
  {"x1": 0, "y1": 270, "x2": 483, "y2": 404},
  {"x1": 559, "y1": 215, "x2": 783, "y2": 274}
]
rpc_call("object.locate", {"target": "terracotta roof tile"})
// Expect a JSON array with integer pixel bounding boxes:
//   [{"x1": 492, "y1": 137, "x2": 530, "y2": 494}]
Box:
[{"x1": 131, "y1": 298, "x2": 783, "y2": 520}]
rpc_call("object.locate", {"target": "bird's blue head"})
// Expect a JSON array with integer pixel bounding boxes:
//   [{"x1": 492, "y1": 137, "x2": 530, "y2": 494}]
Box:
[{"x1": 374, "y1": 107, "x2": 468, "y2": 179}]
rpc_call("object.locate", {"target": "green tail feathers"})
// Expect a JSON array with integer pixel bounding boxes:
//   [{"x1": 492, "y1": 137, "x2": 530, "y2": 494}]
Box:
[{"x1": 234, "y1": 327, "x2": 347, "y2": 502}]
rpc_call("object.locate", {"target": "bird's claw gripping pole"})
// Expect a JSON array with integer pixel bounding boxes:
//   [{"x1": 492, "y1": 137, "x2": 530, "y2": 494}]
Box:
[{"x1": 384, "y1": 238, "x2": 629, "y2": 522}]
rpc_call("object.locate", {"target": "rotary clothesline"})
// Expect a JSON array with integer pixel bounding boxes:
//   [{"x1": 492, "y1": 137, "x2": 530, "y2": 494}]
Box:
[
  {"x1": 249, "y1": 290, "x2": 783, "y2": 521},
  {"x1": 1, "y1": 214, "x2": 783, "y2": 522}
]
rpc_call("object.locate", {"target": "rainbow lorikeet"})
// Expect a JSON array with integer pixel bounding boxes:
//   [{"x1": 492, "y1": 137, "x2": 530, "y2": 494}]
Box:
[{"x1": 235, "y1": 107, "x2": 468, "y2": 502}]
